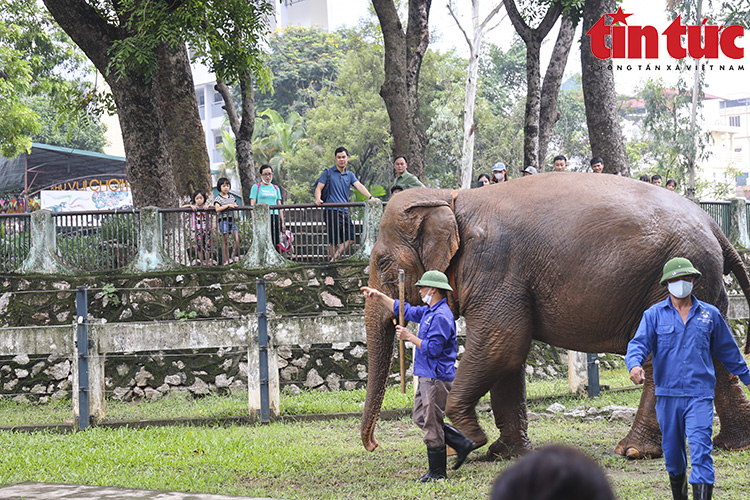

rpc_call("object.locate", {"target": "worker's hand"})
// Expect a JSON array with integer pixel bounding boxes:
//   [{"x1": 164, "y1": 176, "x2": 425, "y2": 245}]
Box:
[
  {"x1": 395, "y1": 325, "x2": 412, "y2": 343},
  {"x1": 629, "y1": 366, "x2": 646, "y2": 385},
  {"x1": 361, "y1": 286, "x2": 384, "y2": 302},
  {"x1": 315, "y1": 197, "x2": 323, "y2": 206}
]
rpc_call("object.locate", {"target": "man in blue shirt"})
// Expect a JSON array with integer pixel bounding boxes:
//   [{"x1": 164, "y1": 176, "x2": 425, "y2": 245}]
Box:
[
  {"x1": 314, "y1": 147, "x2": 375, "y2": 262},
  {"x1": 361, "y1": 270, "x2": 474, "y2": 482},
  {"x1": 626, "y1": 257, "x2": 750, "y2": 500}
]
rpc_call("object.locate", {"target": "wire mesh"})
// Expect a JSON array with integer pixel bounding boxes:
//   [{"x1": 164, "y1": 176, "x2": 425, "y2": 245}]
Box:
[
  {"x1": 280, "y1": 203, "x2": 365, "y2": 264},
  {"x1": 160, "y1": 207, "x2": 252, "y2": 266},
  {"x1": 0, "y1": 213, "x2": 30, "y2": 272},
  {"x1": 53, "y1": 210, "x2": 139, "y2": 272}
]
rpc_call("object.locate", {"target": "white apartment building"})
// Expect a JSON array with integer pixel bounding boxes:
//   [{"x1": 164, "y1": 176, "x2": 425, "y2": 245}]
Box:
[{"x1": 702, "y1": 95, "x2": 750, "y2": 198}]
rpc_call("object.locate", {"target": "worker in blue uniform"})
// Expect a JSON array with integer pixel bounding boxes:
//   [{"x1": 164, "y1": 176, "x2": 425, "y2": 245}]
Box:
[
  {"x1": 361, "y1": 270, "x2": 474, "y2": 482},
  {"x1": 626, "y1": 257, "x2": 750, "y2": 500}
]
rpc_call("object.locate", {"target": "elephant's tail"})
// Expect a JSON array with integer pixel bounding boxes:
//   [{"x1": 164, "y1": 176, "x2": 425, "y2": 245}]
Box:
[{"x1": 719, "y1": 231, "x2": 750, "y2": 354}]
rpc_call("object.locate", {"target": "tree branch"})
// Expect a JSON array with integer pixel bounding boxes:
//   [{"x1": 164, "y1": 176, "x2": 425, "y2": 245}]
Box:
[
  {"x1": 447, "y1": 1, "x2": 472, "y2": 49},
  {"x1": 478, "y1": 2, "x2": 505, "y2": 32},
  {"x1": 216, "y1": 79, "x2": 240, "y2": 135}
]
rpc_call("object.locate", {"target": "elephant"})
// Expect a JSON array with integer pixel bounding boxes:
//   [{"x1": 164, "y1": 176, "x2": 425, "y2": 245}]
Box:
[{"x1": 360, "y1": 173, "x2": 750, "y2": 461}]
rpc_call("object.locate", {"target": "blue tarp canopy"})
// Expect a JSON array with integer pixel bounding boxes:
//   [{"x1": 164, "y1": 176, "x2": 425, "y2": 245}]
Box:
[{"x1": 0, "y1": 143, "x2": 126, "y2": 196}]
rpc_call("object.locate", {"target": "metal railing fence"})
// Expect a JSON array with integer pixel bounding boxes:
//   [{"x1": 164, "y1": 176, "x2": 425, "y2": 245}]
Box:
[
  {"x1": 53, "y1": 210, "x2": 140, "y2": 272},
  {"x1": 279, "y1": 203, "x2": 365, "y2": 264},
  {"x1": 0, "y1": 213, "x2": 31, "y2": 272},
  {"x1": 160, "y1": 207, "x2": 253, "y2": 266},
  {"x1": 700, "y1": 201, "x2": 731, "y2": 236}
]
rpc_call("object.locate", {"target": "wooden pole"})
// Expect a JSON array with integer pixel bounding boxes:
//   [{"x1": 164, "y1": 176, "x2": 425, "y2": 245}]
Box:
[{"x1": 398, "y1": 269, "x2": 406, "y2": 393}]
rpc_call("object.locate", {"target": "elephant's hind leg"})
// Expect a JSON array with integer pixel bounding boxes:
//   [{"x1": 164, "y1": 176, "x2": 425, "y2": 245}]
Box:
[
  {"x1": 713, "y1": 360, "x2": 750, "y2": 451},
  {"x1": 614, "y1": 359, "x2": 663, "y2": 459},
  {"x1": 486, "y1": 367, "x2": 533, "y2": 460}
]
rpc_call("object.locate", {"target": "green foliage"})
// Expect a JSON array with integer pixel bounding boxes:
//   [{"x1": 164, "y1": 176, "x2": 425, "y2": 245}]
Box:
[
  {"x1": 176, "y1": 310, "x2": 198, "y2": 321},
  {"x1": 109, "y1": 0, "x2": 274, "y2": 89},
  {"x1": 0, "y1": 0, "x2": 110, "y2": 157},
  {"x1": 719, "y1": 0, "x2": 750, "y2": 27},
  {"x1": 255, "y1": 26, "x2": 358, "y2": 115},
  {"x1": 0, "y1": 43, "x2": 39, "y2": 157},
  {"x1": 632, "y1": 78, "x2": 710, "y2": 195},
  {"x1": 101, "y1": 283, "x2": 121, "y2": 307},
  {"x1": 479, "y1": 39, "x2": 527, "y2": 115},
  {"x1": 27, "y1": 95, "x2": 107, "y2": 152}
]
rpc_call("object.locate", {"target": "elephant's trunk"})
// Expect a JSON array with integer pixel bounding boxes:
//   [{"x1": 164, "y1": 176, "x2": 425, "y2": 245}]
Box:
[{"x1": 361, "y1": 275, "x2": 397, "y2": 452}]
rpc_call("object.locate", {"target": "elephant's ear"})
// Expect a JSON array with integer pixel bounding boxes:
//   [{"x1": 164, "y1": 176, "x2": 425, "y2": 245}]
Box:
[{"x1": 405, "y1": 200, "x2": 460, "y2": 273}]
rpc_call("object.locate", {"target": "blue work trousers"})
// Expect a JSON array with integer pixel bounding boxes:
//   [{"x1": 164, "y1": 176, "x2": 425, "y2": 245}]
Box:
[{"x1": 656, "y1": 396, "x2": 714, "y2": 484}]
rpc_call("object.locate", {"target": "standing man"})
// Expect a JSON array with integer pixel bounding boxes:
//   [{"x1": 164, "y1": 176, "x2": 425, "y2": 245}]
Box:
[
  {"x1": 392, "y1": 156, "x2": 424, "y2": 191},
  {"x1": 626, "y1": 257, "x2": 750, "y2": 500},
  {"x1": 315, "y1": 147, "x2": 376, "y2": 262},
  {"x1": 361, "y1": 271, "x2": 474, "y2": 482},
  {"x1": 590, "y1": 157, "x2": 604, "y2": 173},
  {"x1": 552, "y1": 155, "x2": 567, "y2": 172}
]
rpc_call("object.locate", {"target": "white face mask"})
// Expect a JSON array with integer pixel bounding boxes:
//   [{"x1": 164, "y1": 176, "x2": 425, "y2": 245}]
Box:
[
  {"x1": 261, "y1": 179, "x2": 272, "y2": 185},
  {"x1": 494, "y1": 172, "x2": 504, "y2": 180},
  {"x1": 421, "y1": 288, "x2": 434, "y2": 305},
  {"x1": 668, "y1": 280, "x2": 693, "y2": 299}
]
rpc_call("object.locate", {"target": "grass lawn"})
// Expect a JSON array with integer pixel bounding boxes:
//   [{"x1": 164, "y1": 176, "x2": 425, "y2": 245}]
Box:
[{"x1": 1, "y1": 374, "x2": 750, "y2": 499}]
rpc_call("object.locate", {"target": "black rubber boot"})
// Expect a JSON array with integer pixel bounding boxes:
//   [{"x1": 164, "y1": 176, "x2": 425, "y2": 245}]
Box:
[
  {"x1": 417, "y1": 446, "x2": 447, "y2": 482},
  {"x1": 444, "y1": 424, "x2": 475, "y2": 470},
  {"x1": 692, "y1": 483, "x2": 713, "y2": 500},
  {"x1": 669, "y1": 474, "x2": 688, "y2": 500}
]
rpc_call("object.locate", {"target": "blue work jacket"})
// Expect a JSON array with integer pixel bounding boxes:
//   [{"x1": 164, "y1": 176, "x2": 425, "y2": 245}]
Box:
[
  {"x1": 393, "y1": 298, "x2": 457, "y2": 381},
  {"x1": 626, "y1": 295, "x2": 750, "y2": 398}
]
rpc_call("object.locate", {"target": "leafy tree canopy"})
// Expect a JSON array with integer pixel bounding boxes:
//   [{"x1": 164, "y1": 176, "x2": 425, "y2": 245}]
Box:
[
  {"x1": 0, "y1": 0, "x2": 108, "y2": 157},
  {"x1": 109, "y1": 0, "x2": 274, "y2": 88},
  {"x1": 255, "y1": 26, "x2": 362, "y2": 115}
]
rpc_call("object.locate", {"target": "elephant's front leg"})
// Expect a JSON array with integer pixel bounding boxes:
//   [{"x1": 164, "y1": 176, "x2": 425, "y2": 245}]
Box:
[
  {"x1": 615, "y1": 358, "x2": 663, "y2": 458},
  {"x1": 486, "y1": 367, "x2": 532, "y2": 459},
  {"x1": 713, "y1": 359, "x2": 750, "y2": 451}
]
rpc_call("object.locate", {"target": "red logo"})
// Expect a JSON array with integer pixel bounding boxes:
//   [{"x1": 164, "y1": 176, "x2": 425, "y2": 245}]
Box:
[{"x1": 586, "y1": 7, "x2": 744, "y2": 60}]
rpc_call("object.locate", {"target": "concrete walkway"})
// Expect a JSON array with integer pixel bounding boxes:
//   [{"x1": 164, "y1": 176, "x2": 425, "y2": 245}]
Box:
[{"x1": 0, "y1": 482, "x2": 284, "y2": 500}]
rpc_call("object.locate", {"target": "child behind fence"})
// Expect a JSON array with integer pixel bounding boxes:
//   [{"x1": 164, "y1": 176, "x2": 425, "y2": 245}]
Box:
[
  {"x1": 181, "y1": 189, "x2": 211, "y2": 266},
  {"x1": 214, "y1": 177, "x2": 240, "y2": 265}
]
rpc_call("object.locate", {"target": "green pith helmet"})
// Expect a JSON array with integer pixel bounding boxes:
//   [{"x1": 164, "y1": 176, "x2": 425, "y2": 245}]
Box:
[
  {"x1": 660, "y1": 257, "x2": 702, "y2": 285},
  {"x1": 415, "y1": 270, "x2": 453, "y2": 291}
]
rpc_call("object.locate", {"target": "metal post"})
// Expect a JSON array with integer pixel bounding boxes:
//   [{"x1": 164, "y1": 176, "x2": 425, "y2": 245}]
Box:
[
  {"x1": 76, "y1": 286, "x2": 90, "y2": 430},
  {"x1": 256, "y1": 278, "x2": 270, "y2": 423},
  {"x1": 586, "y1": 352, "x2": 600, "y2": 398}
]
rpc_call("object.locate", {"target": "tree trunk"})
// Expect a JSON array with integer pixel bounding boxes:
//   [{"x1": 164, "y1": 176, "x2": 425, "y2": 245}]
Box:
[
  {"x1": 504, "y1": 0, "x2": 561, "y2": 172},
  {"x1": 372, "y1": 0, "x2": 431, "y2": 181},
  {"x1": 156, "y1": 43, "x2": 211, "y2": 202},
  {"x1": 538, "y1": 16, "x2": 576, "y2": 169},
  {"x1": 452, "y1": 0, "x2": 505, "y2": 189},
  {"x1": 42, "y1": 0, "x2": 190, "y2": 207},
  {"x1": 217, "y1": 76, "x2": 256, "y2": 203},
  {"x1": 581, "y1": 0, "x2": 629, "y2": 175}
]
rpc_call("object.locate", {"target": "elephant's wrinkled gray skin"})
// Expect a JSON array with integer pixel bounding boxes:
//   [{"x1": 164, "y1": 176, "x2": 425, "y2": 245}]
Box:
[{"x1": 361, "y1": 173, "x2": 750, "y2": 461}]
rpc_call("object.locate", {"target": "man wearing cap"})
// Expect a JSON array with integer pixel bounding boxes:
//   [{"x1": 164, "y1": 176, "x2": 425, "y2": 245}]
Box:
[
  {"x1": 626, "y1": 257, "x2": 750, "y2": 500},
  {"x1": 491, "y1": 162, "x2": 508, "y2": 182},
  {"x1": 361, "y1": 270, "x2": 474, "y2": 482},
  {"x1": 522, "y1": 166, "x2": 537, "y2": 176}
]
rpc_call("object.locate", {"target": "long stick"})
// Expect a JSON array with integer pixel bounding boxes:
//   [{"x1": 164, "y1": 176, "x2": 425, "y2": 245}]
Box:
[{"x1": 398, "y1": 269, "x2": 406, "y2": 393}]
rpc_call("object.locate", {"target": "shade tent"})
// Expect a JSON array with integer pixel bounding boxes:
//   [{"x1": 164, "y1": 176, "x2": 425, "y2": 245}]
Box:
[{"x1": 0, "y1": 143, "x2": 127, "y2": 196}]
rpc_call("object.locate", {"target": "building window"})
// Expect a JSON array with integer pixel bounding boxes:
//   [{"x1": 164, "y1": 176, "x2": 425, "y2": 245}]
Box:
[
  {"x1": 729, "y1": 116, "x2": 740, "y2": 127},
  {"x1": 214, "y1": 92, "x2": 223, "y2": 104},
  {"x1": 215, "y1": 134, "x2": 223, "y2": 145}
]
